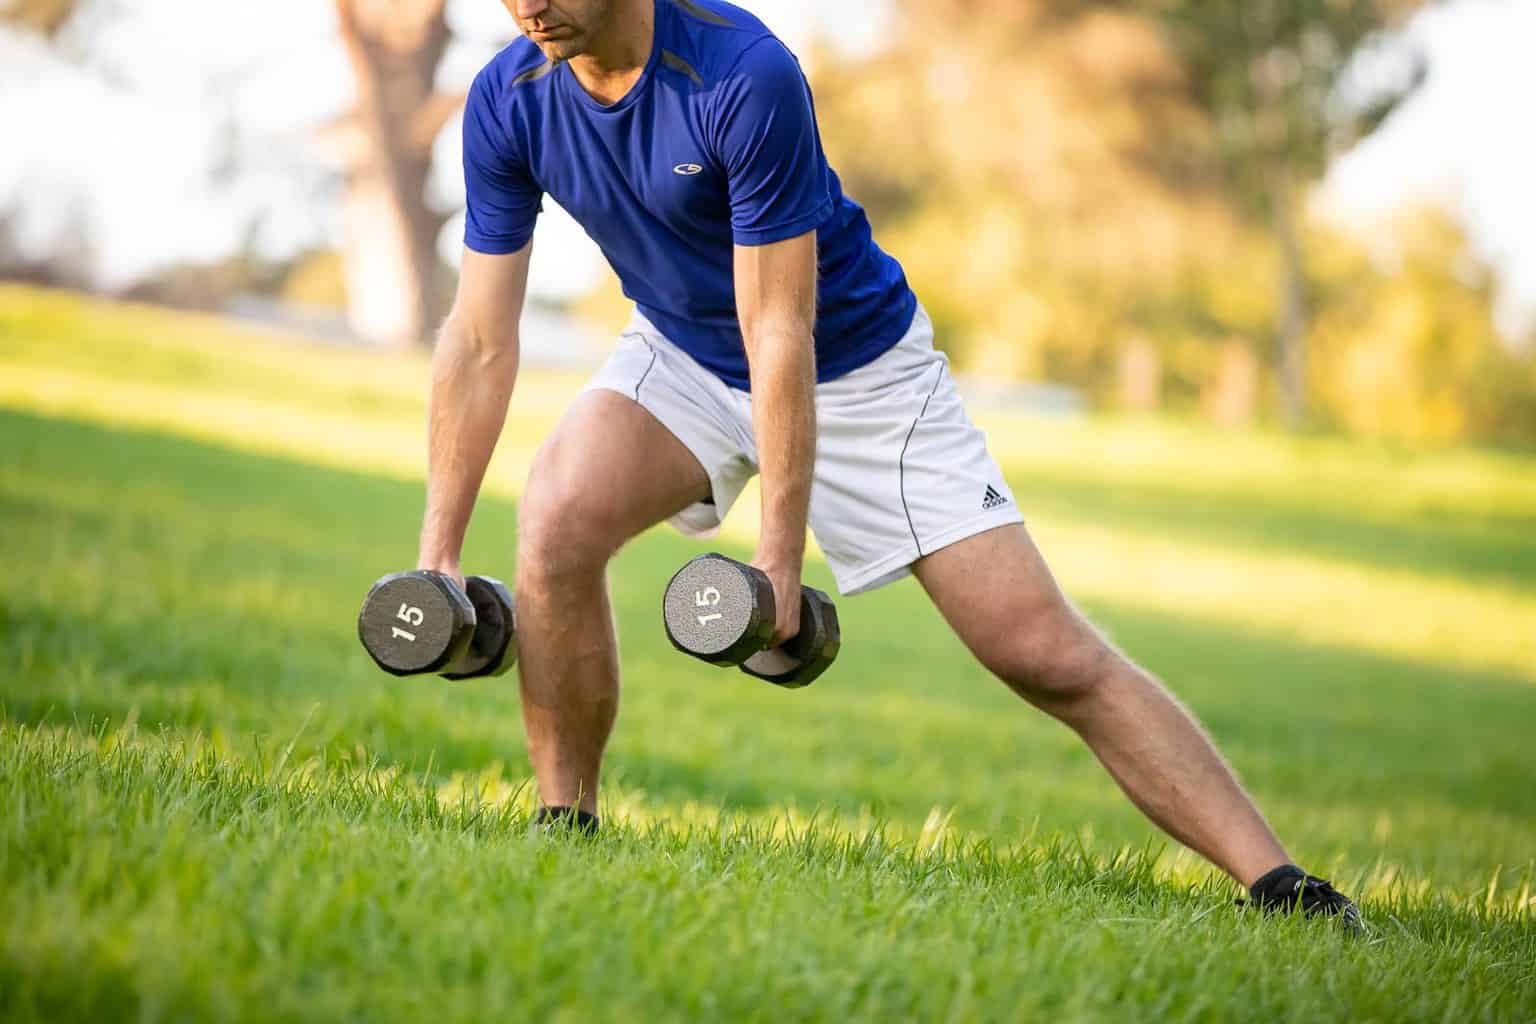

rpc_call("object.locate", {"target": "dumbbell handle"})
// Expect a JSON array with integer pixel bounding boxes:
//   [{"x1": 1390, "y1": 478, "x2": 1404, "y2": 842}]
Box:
[
  {"x1": 724, "y1": 563, "x2": 831, "y2": 654},
  {"x1": 740, "y1": 579, "x2": 840, "y2": 688}
]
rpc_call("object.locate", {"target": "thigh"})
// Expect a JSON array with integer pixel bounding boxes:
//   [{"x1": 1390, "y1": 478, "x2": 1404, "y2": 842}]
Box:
[
  {"x1": 586, "y1": 319, "x2": 759, "y2": 536},
  {"x1": 520, "y1": 388, "x2": 712, "y2": 555},
  {"x1": 912, "y1": 522, "x2": 1075, "y2": 664},
  {"x1": 913, "y1": 522, "x2": 1116, "y2": 704}
]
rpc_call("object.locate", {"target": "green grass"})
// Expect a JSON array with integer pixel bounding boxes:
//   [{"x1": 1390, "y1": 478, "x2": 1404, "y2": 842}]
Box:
[{"x1": 2, "y1": 285, "x2": 1535, "y2": 1020}]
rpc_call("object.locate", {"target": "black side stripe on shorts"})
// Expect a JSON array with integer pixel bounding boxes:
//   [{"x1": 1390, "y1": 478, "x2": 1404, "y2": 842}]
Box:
[
  {"x1": 635, "y1": 340, "x2": 660, "y2": 402},
  {"x1": 899, "y1": 362, "x2": 947, "y2": 559}
]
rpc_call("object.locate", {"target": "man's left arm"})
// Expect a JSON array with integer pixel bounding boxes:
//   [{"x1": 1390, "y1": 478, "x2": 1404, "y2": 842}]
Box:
[
  {"x1": 713, "y1": 37, "x2": 834, "y2": 643},
  {"x1": 736, "y1": 230, "x2": 819, "y2": 645}
]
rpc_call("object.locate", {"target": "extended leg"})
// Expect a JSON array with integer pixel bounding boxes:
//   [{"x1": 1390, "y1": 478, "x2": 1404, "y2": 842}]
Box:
[
  {"x1": 515, "y1": 390, "x2": 710, "y2": 814},
  {"x1": 913, "y1": 524, "x2": 1289, "y2": 886}
]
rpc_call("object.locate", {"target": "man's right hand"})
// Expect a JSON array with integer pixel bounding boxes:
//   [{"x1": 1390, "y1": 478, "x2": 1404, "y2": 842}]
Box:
[{"x1": 417, "y1": 561, "x2": 466, "y2": 595}]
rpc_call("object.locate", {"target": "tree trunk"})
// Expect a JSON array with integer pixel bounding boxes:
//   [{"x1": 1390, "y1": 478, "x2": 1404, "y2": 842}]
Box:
[
  {"x1": 1204, "y1": 337, "x2": 1260, "y2": 428},
  {"x1": 332, "y1": 0, "x2": 460, "y2": 348},
  {"x1": 1268, "y1": 161, "x2": 1309, "y2": 425},
  {"x1": 1117, "y1": 334, "x2": 1162, "y2": 414}
]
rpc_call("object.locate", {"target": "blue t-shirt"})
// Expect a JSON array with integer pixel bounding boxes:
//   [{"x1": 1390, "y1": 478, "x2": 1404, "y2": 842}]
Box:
[{"x1": 462, "y1": 0, "x2": 917, "y2": 390}]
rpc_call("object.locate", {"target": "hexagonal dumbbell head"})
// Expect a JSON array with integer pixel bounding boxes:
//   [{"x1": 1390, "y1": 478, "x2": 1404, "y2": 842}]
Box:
[
  {"x1": 740, "y1": 585, "x2": 841, "y2": 689},
  {"x1": 441, "y1": 576, "x2": 517, "y2": 680},
  {"x1": 663, "y1": 554, "x2": 777, "y2": 666},
  {"x1": 358, "y1": 571, "x2": 476, "y2": 676}
]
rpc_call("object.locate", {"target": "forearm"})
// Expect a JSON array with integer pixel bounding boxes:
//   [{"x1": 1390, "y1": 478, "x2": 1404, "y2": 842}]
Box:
[
  {"x1": 749, "y1": 328, "x2": 816, "y2": 568},
  {"x1": 418, "y1": 317, "x2": 520, "y2": 569}
]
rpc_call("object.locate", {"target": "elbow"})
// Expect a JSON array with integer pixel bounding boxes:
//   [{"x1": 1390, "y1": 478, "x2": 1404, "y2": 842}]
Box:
[
  {"x1": 440, "y1": 313, "x2": 519, "y2": 378},
  {"x1": 746, "y1": 323, "x2": 816, "y2": 381},
  {"x1": 743, "y1": 307, "x2": 816, "y2": 349},
  {"x1": 475, "y1": 339, "x2": 520, "y2": 379}
]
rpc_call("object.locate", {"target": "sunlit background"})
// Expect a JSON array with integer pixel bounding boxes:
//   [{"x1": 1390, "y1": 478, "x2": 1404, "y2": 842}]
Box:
[
  {"x1": 3, "y1": 2, "x2": 1535, "y2": 1018},
  {"x1": 4, "y1": 0, "x2": 1536, "y2": 440}
]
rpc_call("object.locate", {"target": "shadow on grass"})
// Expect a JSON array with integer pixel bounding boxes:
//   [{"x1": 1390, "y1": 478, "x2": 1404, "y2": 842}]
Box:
[
  {"x1": 4, "y1": 408, "x2": 1534, "y2": 843},
  {"x1": 1010, "y1": 467, "x2": 1536, "y2": 594}
]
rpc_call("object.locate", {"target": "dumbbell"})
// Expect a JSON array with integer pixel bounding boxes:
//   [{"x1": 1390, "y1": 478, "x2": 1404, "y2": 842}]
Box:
[
  {"x1": 662, "y1": 554, "x2": 840, "y2": 688},
  {"x1": 358, "y1": 571, "x2": 516, "y2": 679}
]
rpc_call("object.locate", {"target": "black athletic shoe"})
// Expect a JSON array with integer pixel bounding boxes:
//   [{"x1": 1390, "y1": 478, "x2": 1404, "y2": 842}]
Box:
[
  {"x1": 1242, "y1": 864, "x2": 1366, "y2": 934},
  {"x1": 534, "y1": 805, "x2": 601, "y2": 836}
]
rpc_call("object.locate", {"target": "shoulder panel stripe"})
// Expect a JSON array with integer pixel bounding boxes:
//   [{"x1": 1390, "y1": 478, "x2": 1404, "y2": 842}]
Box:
[
  {"x1": 511, "y1": 60, "x2": 556, "y2": 86},
  {"x1": 661, "y1": 49, "x2": 704, "y2": 86},
  {"x1": 672, "y1": 0, "x2": 733, "y2": 27}
]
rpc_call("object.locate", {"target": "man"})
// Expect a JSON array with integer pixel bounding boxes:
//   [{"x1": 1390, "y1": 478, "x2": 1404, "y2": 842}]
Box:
[{"x1": 419, "y1": 0, "x2": 1360, "y2": 925}]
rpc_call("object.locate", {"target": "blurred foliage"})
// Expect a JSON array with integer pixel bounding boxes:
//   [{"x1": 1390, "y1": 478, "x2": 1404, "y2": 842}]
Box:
[
  {"x1": 281, "y1": 249, "x2": 351, "y2": 309},
  {"x1": 0, "y1": 0, "x2": 78, "y2": 37},
  {"x1": 1151, "y1": 0, "x2": 1419, "y2": 422},
  {"x1": 1154, "y1": 0, "x2": 1414, "y2": 208},
  {"x1": 815, "y1": 0, "x2": 1256, "y2": 398},
  {"x1": 1310, "y1": 214, "x2": 1536, "y2": 446},
  {"x1": 807, "y1": 0, "x2": 1536, "y2": 446},
  {"x1": 9, "y1": 0, "x2": 1533, "y2": 446}
]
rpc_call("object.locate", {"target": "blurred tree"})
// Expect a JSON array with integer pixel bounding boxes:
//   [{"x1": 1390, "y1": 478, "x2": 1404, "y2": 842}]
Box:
[
  {"x1": 323, "y1": 0, "x2": 462, "y2": 348},
  {"x1": 0, "y1": 0, "x2": 78, "y2": 37},
  {"x1": 813, "y1": 0, "x2": 1248, "y2": 404},
  {"x1": 1150, "y1": 0, "x2": 1421, "y2": 423},
  {"x1": 1308, "y1": 213, "x2": 1536, "y2": 445}
]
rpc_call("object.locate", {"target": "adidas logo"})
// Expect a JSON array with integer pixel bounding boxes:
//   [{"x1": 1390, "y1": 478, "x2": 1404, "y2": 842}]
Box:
[{"x1": 982, "y1": 484, "x2": 1009, "y2": 510}]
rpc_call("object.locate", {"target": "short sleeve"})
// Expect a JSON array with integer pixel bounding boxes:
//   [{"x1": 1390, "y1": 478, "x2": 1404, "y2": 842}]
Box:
[
  {"x1": 710, "y1": 38, "x2": 834, "y2": 247},
  {"x1": 462, "y1": 68, "x2": 543, "y2": 255}
]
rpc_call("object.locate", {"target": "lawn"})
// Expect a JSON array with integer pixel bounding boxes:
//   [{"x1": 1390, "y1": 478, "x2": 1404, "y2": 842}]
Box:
[{"x1": 2, "y1": 285, "x2": 1534, "y2": 1021}]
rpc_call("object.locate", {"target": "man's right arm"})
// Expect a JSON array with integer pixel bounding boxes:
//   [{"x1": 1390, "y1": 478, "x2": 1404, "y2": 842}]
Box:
[{"x1": 416, "y1": 242, "x2": 534, "y2": 585}]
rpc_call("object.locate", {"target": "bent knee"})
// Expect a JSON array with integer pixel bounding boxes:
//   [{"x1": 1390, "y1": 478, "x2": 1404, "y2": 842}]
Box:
[
  {"x1": 979, "y1": 604, "x2": 1117, "y2": 705},
  {"x1": 517, "y1": 481, "x2": 618, "y2": 588}
]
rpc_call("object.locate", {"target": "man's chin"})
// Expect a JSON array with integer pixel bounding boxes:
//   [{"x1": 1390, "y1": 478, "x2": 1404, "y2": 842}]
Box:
[{"x1": 533, "y1": 37, "x2": 585, "y2": 61}]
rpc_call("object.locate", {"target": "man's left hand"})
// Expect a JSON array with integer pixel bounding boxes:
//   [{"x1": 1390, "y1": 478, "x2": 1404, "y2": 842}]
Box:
[{"x1": 751, "y1": 554, "x2": 803, "y2": 648}]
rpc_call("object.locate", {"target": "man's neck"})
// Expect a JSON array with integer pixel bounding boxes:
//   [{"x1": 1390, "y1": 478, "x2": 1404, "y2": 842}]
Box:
[{"x1": 568, "y1": 0, "x2": 655, "y2": 106}]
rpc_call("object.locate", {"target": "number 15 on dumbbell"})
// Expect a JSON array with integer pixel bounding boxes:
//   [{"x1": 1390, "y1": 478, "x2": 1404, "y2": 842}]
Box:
[
  {"x1": 358, "y1": 572, "x2": 516, "y2": 680},
  {"x1": 662, "y1": 554, "x2": 841, "y2": 688}
]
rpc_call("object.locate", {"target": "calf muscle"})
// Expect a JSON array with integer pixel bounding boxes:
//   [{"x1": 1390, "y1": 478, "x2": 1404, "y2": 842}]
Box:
[
  {"x1": 915, "y1": 525, "x2": 1290, "y2": 886},
  {"x1": 513, "y1": 391, "x2": 709, "y2": 812}
]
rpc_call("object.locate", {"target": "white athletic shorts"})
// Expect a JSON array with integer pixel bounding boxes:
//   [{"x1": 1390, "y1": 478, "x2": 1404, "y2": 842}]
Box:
[{"x1": 585, "y1": 305, "x2": 1024, "y2": 596}]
